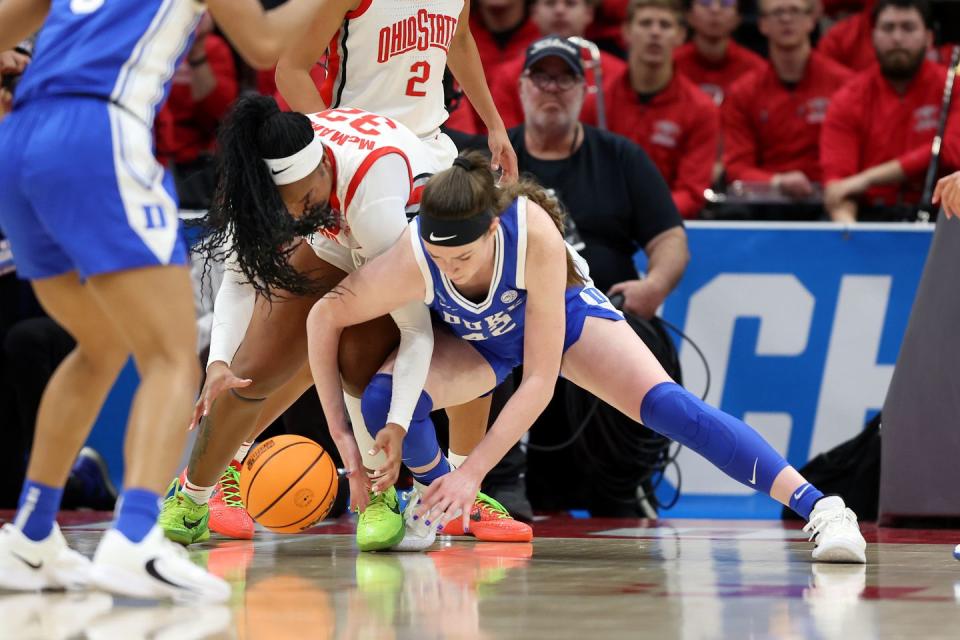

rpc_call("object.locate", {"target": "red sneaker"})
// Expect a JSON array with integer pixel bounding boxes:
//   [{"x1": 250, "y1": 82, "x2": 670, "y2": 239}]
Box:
[
  {"x1": 442, "y1": 492, "x2": 533, "y2": 542},
  {"x1": 208, "y1": 461, "x2": 255, "y2": 540}
]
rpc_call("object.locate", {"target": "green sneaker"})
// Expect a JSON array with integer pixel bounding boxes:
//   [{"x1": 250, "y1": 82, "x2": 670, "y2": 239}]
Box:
[
  {"x1": 356, "y1": 486, "x2": 404, "y2": 552},
  {"x1": 159, "y1": 478, "x2": 211, "y2": 545}
]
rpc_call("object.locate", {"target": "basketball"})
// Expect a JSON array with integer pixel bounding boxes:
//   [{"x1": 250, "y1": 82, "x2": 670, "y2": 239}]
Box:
[{"x1": 239, "y1": 435, "x2": 339, "y2": 533}]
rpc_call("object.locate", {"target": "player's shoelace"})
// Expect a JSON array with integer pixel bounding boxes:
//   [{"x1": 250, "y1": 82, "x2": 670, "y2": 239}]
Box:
[
  {"x1": 218, "y1": 466, "x2": 244, "y2": 509},
  {"x1": 475, "y1": 492, "x2": 512, "y2": 519},
  {"x1": 802, "y1": 506, "x2": 856, "y2": 542}
]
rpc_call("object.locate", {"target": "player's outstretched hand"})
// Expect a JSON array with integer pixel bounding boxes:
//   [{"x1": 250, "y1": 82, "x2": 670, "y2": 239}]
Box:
[
  {"x1": 368, "y1": 423, "x2": 404, "y2": 494},
  {"x1": 190, "y1": 361, "x2": 253, "y2": 430},
  {"x1": 488, "y1": 128, "x2": 518, "y2": 185},
  {"x1": 417, "y1": 467, "x2": 480, "y2": 533},
  {"x1": 933, "y1": 171, "x2": 960, "y2": 219}
]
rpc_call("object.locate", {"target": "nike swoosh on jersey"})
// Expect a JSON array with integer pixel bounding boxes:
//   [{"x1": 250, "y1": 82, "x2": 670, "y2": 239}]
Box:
[{"x1": 12, "y1": 551, "x2": 42, "y2": 570}]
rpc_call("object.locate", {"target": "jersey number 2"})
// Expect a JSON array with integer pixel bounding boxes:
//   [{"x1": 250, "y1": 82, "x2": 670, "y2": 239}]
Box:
[{"x1": 405, "y1": 62, "x2": 430, "y2": 98}]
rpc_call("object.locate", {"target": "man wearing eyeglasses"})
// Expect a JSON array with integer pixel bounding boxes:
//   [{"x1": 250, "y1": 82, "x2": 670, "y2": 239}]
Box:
[
  {"x1": 673, "y1": 0, "x2": 766, "y2": 105},
  {"x1": 600, "y1": 0, "x2": 720, "y2": 219},
  {"x1": 821, "y1": 0, "x2": 960, "y2": 222},
  {"x1": 722, "y1": 0, "x2": 852, "y2": 208}
]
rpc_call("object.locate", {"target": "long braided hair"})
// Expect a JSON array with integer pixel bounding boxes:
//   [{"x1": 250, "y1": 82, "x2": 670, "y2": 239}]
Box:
[{"x1": 196, "y1": 95, "x2": 336, "y2": 298}]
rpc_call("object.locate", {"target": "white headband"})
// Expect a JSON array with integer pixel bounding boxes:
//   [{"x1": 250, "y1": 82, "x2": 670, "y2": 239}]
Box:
[{"x1": 263, "y1": 136, "x2": 324, "y2": 186}]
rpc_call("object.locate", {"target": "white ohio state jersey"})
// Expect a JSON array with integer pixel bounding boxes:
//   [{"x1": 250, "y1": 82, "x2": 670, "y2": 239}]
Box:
[
  {"x1": 319, "y1": 0, "x2": 464, "y2": 138},
  {"x1": 305, "y1": 107, "x2": 439, "y2": 250}
]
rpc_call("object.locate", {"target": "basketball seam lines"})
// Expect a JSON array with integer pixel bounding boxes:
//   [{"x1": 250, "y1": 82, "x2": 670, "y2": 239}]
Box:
[
  {"x1": 243, "y1": 441, "x2": 312, "y2": 505},
  {"x1": 269, "y1": 469, "x2": 337, "y2": 530},
  {"x1": 252, "y1": 451, "x2": 327, "y2": 521}
]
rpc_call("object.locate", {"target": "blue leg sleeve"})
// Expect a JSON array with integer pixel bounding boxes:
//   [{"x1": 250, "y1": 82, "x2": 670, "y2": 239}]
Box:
[
  {"x1": 639, "y1": 382, "x2": 790, "y2": 495},
  {"x1": 360, "y1": 373, "x2": 449, "y2": 485}
]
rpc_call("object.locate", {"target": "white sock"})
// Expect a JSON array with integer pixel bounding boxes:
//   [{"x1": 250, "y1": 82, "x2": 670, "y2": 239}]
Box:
[
  {"x1": 448, "y1": 452, "x2": 467, "y2": 470},
  {"x1": 344, "y1": 394, "x2": 386, "y2": 471},
  {"x1": 182, "y1": 478, "x2": 215, "y2": 505},
  {"x1": 234, "y1": 441, "x2": 254, "y2": 463}
]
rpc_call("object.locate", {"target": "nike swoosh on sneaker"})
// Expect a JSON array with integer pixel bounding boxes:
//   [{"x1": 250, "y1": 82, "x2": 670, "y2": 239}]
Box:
[
  {"x1": 749, "y1": 458, "x2": 758, "y2": 485},
  {"x1": 12, "y1": 551, "x2": 42, "y2": 570},
  {"x1": 145, "y1": 558, "x2": 193, "y2": 591},
  {"x1": 183, "y1": 517, "x2": 204, "y2": 529}
]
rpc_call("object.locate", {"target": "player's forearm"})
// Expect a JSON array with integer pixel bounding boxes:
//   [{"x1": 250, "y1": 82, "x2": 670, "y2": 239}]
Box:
[
  {"x1": 275, "y1": 62, "x2": 327, "y2": 114},
  {"x1": 207, "y1": 0, "x2": 321, "y2": 69},
  {"x1": 0, "y1": 0, "x2": 47, "y2": 53},
  {"x1": 385, "y1": 303, "x2": 434, "y2": 429},
  {"x1": 306, "y1": 302, "x2": 352, "y2": 439},
  {"x1": 460, "y1": 375, "x2": 554, "y2": 479},
  {"x1": 447, "y1": 31, "x2": 506, "y2": 135}
]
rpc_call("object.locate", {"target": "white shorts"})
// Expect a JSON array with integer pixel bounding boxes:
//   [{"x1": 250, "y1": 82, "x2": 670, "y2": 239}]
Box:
[{"x1": 419, "y1": 130, "x2": 458, "y2": 170}]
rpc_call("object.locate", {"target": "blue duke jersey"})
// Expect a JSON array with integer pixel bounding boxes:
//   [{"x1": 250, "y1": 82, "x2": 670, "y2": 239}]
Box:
[
  {"x1": 0, "y1": 0, "x2": 201, "y2": 280},
  {"x1": 15, "y1": 0, "x2": 203, "y2": 125},
  {"x1": 409, "y1": 197, "x2": 623, "y2": 385}
]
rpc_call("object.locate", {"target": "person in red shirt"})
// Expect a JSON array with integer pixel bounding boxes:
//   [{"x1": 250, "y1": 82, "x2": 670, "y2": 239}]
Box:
[
  {"x1": 602, "y1": 0, "x2": 720, "y2": 218},
  {"x1": 723, "y1": 0, "x2": 853, "y2": 200},
  {"x1": 821, "y1": 0, "x2": 960, "y2": 222},
  {"x1": 673, "y1": 0, "x2": 767, "y2": 105},
  {"x1": 155, "y1": 14, "x2": 238, "y2": 208},
  {"x1": 446, "y1": 0, "x2": 542, "y2": 132},
  {"x1": 818, "y1": 0, "x2": 955, "y2": 72},
  {"x1": 483, "y1": 0, "x2": 627, "y2": 131}
]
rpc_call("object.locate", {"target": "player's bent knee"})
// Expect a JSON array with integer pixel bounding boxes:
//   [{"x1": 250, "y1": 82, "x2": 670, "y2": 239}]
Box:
[{"x1": 640, "y1": 382, "x2": 736, "y2": 467}]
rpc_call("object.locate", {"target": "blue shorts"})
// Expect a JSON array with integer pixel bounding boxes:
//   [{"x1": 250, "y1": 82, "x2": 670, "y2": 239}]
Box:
[
  {"x1": 0, "y1": 96, "x2": 186, "y2": 280},
  {"x1": 471, "y1": 285, "x2": 624, "y2": 388}
]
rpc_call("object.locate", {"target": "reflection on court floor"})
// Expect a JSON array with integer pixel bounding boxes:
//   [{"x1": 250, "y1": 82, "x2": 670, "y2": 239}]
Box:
[{"x1": 2, "y1": 513, "x2": 959, "y2": 639}]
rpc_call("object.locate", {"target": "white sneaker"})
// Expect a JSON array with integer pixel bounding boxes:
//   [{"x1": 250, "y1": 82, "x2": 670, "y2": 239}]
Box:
[
  {"x1": 391, "y1": 489, "x2": 436, "y2": 552},
  {"x1": 803, "y1": 496, "x2": 867, "y2": 563},
  {"x1": 0, "y1": 523, "x2": 91, "y2": 591},
  {"x1": 89, "y1": 526, "x2": 230, "y2": 603}
]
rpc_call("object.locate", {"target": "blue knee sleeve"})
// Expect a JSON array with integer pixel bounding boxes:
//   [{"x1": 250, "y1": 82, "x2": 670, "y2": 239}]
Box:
[
  {"x1": 361, "y1": 373, "x2": 440, "y2": 469},
  {"x1": 640, "y1": 382, "x2": 789, "y2": 495}
]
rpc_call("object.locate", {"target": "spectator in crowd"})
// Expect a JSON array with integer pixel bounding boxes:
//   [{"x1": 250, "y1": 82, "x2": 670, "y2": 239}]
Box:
[
  {"x1": 674, "y1": 0, "x2": 766, "y2": 104},
  {"x1": 600, "y1": 0, "x2": 720, "y2": 219},
  {"x1": 453, "y1": 35, "x2": 688, "y2": 516},
  {"x1": 723, "y1": 0, "x2": 852, "y2": 205},
  {"x1": 817, "y1": 0, "x2": 876, "y2": 71},
  {"x1": 477, "y1": 0, "x2": 627, "y2": 131},
  {"x1": 155, "y1": 14, "x2": 238, "y2": 209},
  {"x1": 818, "y1": 0, "x2": 956, "y2": 71},
  {"x1": 586, "y1": 0, "x2": 630, "y2": 54},
  {"x1": 447, "y1": 0, "x2": 542, "y2": 132},
  {"x1": 821, "y1": 0, "x2": 960, "y2": 222}
]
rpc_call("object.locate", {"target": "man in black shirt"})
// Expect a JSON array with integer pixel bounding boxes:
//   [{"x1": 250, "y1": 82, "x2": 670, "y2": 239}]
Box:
[{"x1": 445, "y1": 35, "x2": 689, "y2": 516}]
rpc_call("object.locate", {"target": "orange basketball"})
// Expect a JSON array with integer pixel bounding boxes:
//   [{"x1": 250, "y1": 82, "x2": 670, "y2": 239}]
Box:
[{"x1": 240, "y1": 435, "x2": 338, "y2": 533}]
